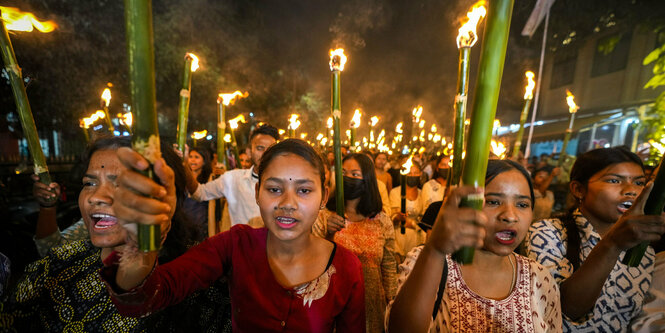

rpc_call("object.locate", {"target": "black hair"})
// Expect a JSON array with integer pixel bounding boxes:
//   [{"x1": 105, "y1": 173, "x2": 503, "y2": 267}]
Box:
[
  {"x1": 374, "y1": 152, "x2": 388, "y2": 161},
  {"x1": 486, "y1": 159, "x2": 535, "y2": 209},
  {"x1": 80, "y1": 136, "x2": 200, "y2": 262},
  {"x1": 189, "y1": 146, "x2": 212, "y2": 183},
  {"x1": 258, "y1": 139, "x2": 326, "y2": 193},
  {"x1": 326, "y1": 153, "x2": 383, "y2": 218},
  {"x1": 532, "y1": 165, "x2": 554, "y2": 179},
  {"x1": 435, "y1": 154, "x2": 450, "y2": 167},
  {"x1": 570, "y1": 146, "x2": 644, "y2": 186},
  {"x1": 250, "y1": 123, "x2": 280, "y2": 142}
]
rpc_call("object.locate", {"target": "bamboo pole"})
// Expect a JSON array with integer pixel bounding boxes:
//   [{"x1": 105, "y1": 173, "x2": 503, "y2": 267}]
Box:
[
  {"x1": 330, "y1": 49, "x2": 346, "y2": 217},
  {"x1": 216, "y1": 100, "x2": 229, "y2": 169},
  {"x1": 512, "y1": 98, "x2": 533, "y2": 159},
  {"x1": 125, "y1": 0, "x2": 161, "y2": 252},
  {"x1": 176, "y1": 53, "x2": 197, "y2": 154},
  {"x1": 449, "y1": 47, "x2": 471, "y2": 189}
]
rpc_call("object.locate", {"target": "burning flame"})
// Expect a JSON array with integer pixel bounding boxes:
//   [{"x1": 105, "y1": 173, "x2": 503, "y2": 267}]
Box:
[
  {"x1": 191, "y1": 130, "x2": 207, "y2": 140},
  {"x1": 228, "y1": 115, "x2": 246, "y2": 129},
  {"x1": 456, "y1": 1, "x2": 486, "y2": 48},
  {"x1": 326, "y1": 117, "x2": 333, "y2": 129},
  {"x1": 433, "y1": 134, "x2": 442, "y2": 143},
  {"x1": 81, "y1": 110, "x2": 107, "y2": 128},
  {"x1": 316, "y1": 133, "x2": 324, "y2": 141},
  {"x1": 419, "y1": 120, "x2": 425, "y2": 129},
  {"x1": 0, "y1": 6, "x2": 57, "y2": 33},
  {"x1": 118, "y1": 112, "x2": 133, "y2": 128},
  {"x1": 300, "y1": 133, "x2": 308, "y2": 139},
  {"x1": 278, "y1": 129, "x2": 286, "y2": 135},
  {"x1": 101, "y1": 88, "x2": 112, "y2": 107},
  {"x1": 350, "y1": 109, "x2": 362, "y2": 128},
  {"x1": 370, "y1": 116, "x2": 379, "y2": 127},
  {"x1": 288, "y1": 114, "x2": 301, "y2": 130},
  {"x1": 566, "y1": 90, "x2": 579, "y2": 114},
  {"x1": 329, "y1": 48, "x2": 347, "y2": 71},
  {"x1": 524, "y1": 71, "x2": 535, "y2": 100},
  {"x1": 490, "y1": 140, "x2": 507, "y2": 158},
  {"x1": 218, "y1": 91, "x2": 249, "y2": 106},
  {"x1": 412, "y1": 105, "x2": 423, "y2": 121},
  {"x1": 400, "y1": 155, "x2": 414, "y2": 176},
  {"x1": 223, "y1": 134, "x2": 231, "y2": 143},
  {"x1": 186, "y1": 53, "x2": 200, "y2": 72},
  {"x1": 396, "y1": 122, "x2": 403, "y2": 134},
  {"x1": 431, "y1": 124, "x2": 437, "y2": 133}
]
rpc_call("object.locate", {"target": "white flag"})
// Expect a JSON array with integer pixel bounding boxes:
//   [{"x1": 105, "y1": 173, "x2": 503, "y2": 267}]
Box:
[{"x1": 521, "y1": 0, "x2": 556, "y2": 37}]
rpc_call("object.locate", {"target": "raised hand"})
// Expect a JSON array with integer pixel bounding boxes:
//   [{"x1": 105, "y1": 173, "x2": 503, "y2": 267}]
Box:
[{"x1": 32, "y1": 174, "x2": 59, "y2": 207}]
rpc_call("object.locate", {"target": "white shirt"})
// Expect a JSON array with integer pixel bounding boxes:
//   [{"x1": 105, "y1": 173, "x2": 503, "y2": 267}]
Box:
[
  {"x1": 421, "y1": 179, "x2": 445, "y2": 208},
  {"x1": 191, "y1": 166, "x2": 259, "y2": 225}
]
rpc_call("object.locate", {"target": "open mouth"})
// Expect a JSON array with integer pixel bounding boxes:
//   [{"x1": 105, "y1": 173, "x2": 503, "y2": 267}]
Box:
[
  {"x1": 91, "y1": 213, "x2": 118, "y2": 230},
  {"x1": 275, "y1": 216, "x2": 297, "y2": 229},
  {"x1": 495, "y1": 230, "x2": 517, "y2": 245},
  {"x1": 617, "y1": 201, "x2": 633, "y2": 214}
]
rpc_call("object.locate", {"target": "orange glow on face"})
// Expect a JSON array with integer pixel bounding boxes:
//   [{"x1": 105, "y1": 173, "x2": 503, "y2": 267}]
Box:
[
  {"x1": 566, "y1": 90, "x2": 579, "y2": 114},
  {"x1": 186, "y1": 53, "x2": 200, "y2": 72},
  {"x1": 218, "y1": 91, "x2": 249, "y2": 106},
  {"x1": 350, "y1": 109, "x2": 362, "y2": 128},
  {"x1": 228, "y1": 115, "x2": 246, "y2": 129},
  {"x1": 456, "y1": 1, "x2": 486, "y2": 48},
  {"x1": 1, "y1": 6, "x2": 57, "y2": 33},
  {"x1": 191, "y1": 130, "x2": 207, "y2": 140},
  {"x1": 524, "y1": 71, "x2": 535, "y2": 100},
  {"x1": 101, "y1": 88, "x2": 112, "y2": 107},
  {"x1": 329, "y1": 48, "x2": 347, "y2": 71}
]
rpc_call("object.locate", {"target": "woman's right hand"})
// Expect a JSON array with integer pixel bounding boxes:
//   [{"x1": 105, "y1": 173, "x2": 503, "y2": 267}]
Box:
[
  {"x1": 326, "y1": 213, "x2": 346, "y2": 236},
  {"x1": 32, "y1": 174, "x2": 60, "y2": 207},
  {"x1": 425, "y1": 186, "x2": 487, "y2": 256}
]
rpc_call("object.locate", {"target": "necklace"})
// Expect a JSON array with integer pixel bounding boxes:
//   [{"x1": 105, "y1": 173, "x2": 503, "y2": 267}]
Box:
[{"x1": 508, "y1": 253, "x2": 516, "y2": 292}]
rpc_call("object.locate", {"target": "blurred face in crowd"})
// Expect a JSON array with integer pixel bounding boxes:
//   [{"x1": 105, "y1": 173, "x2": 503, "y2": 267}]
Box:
[
  {"x1": 188, "y1": 150, "x2": 204, "y2": 173},
  {"x1": 375, "y1": 153, "x2": 387, "y2": 170},
  {"x1": 250, "y1": 134, "x2": 277, "y2": 167},
  {"x1": 239, "y1": 152, "x2": 252, "y2": 169}
]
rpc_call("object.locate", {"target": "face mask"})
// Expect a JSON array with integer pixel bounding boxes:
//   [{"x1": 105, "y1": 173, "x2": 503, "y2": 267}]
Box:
[
  {"x1": 343, "y1": 176, "x2": 365, "y2": 199},
  {"x1": 437, "y1": 168, "x2": 450, "y2": 180},
  {"x1": 405, "y1": 176, "x2": 420, "y2": 187}
]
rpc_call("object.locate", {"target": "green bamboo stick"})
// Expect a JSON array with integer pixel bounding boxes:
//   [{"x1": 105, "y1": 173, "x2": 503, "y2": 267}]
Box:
[
  {"x1": 125, "y1": 0, "x2": 161, "y2": 252},
  {"x1": 216, "y1": 101, "x2": 229, "y2": 169},
  {"x1": 512, "y1": 99, "x2": 533, "y2": 159},
  {"x1": 350, "y1": 127, "x2": 356, "y2": 151},
  {"x1": 288, "y1": 128, "x2": 295, "y2": 139},
  {"x1": 229, "y1": 125, "x2": 240, "y2": 167},
  {"x1": 330, "y1": 50, "x2": 346, "y2": 217},
  {"x1": 0, "y1": 15, "x2": 53, "y2": 189},
  {"x1": 453, "y1": 0, "x2": 515, "y2": 265},
  {"x1": 176, "y1": 53, "x2": 197, "y2": 154},
  {"x1": 558, "y1": 127, "x2": 572, "y2": 167},
  {"x1": 449, "y1": 47, "x2": 471, "y2": 190}
]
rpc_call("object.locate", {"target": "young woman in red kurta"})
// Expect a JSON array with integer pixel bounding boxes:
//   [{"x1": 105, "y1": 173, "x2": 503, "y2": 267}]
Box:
[{"x1": 100, "y1": 139, "x2": 366, "y2": 332}]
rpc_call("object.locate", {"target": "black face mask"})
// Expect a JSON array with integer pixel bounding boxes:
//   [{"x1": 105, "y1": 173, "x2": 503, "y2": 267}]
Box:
[
  {"x1": 437, "y1": 168, "x2": 450, "y2": 180},
  {"x1": 405, "y1": 176, "x2": 420, "y2": 187},
  {"x1": 343, "y1": 176, "x2": 365, "y2": 199}
]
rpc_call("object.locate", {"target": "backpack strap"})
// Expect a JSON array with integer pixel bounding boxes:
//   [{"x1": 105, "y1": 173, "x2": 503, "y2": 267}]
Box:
[{"x1": 432, "y1": 259, "x2": 448, "y2": 320}]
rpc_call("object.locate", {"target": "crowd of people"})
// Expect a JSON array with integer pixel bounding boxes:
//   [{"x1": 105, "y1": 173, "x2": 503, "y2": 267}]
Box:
[{"x1": 0, "y1": 122, "x2": 664, "y2": 332}]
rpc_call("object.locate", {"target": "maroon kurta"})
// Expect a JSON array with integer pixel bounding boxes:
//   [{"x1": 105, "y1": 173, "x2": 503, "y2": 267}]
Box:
[{"x1": 100, "y1": 225, "x2": 366, "y2": 332}]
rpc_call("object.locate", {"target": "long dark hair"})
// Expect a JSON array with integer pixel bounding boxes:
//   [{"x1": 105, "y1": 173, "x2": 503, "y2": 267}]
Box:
[
  {"x1": 189, "y1": 147, "x2": 212, "y2": 183},
  {"x1": 80, "y1": 136, "x2": 200, "y2": 263},
  {"x1": 570, "y1": 146, "x2": 643, "y2": 187},
  {"x1": 486, "y1": 159, "x2": 535, "y2": 209},
  {"x1": 326, "y1": 153, "x2": 383, "y2": 218}
]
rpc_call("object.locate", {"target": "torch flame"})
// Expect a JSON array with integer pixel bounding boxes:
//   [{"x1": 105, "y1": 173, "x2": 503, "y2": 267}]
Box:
[
  {"x1": 228, "y1": 115, "x2": 246, "y2": 129},
  {"x1": 316, "y1": 133, "x2": 324, "y2": 141},
  {"x1": 431, "y1": 124, "x2": 437, "y2": 133},
  {"x1": 456, "y1": 1, "x2": 486, "y2": 48},
  {"x1": 101, "y1": 88, "x2": 112, "y2": 107},
  {"x1": 412, "y1": 105, "x2": 423, "y2": 120},
  {"x1": 400, "y1": 155, "x2": 414, "y2": 176},
  {"x1": 218, "y1": 91, "x2": 249, "y2": 106},
  {"x1": 350, "y1": 109, "x2": 362, "y2": 128},
  {"x1": 186, "y1": 53, "x2": 200, "y2": 72},
  {"x1": 490, "y1": 140, "x2": 507, "y2": 158},
  {"x1": 191, "y1": 130, "x2": 207, "y2": 140},
  {"x1": 419, "y1": 120, "x2": 425, "y2": 129},
  {"x1": 94, "y1": 110, "x2": 106, "y2": 119},
  {"x1": 122, "y1": 112, "x2": 132, "y2": 128},
  {"x1": 288, "y1": 114, "x2": 301, "y2": 130},
  {"x1": 396, "y1": 122, "x2": 403, "y2": 134},
  {"x1": 566, "y1": 90, "x2": 579, "y2": 114},
  {"x1": 0, "y1": 6, "x2": 57, "y2": 33},
  {"x1": 223, "y1": 134, "x2": 231, "y2": 143},
  {"x1": 329, "y1": 48, "x2": 347, "y2": 71},
  {"x1": 524, "y1": 71, "x2": 535, "y2": 100},
  {"x1": 370, "y1": 116, "x2": 379, "y2": 127},
  {"x1": 326, "y1": 117, "x2": 333, "y2": 129}
]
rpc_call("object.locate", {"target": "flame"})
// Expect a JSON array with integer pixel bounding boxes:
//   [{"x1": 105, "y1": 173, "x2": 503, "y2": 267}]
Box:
[
  {"x1": 370, "y1": 116, "x2": 379, "y2": 127},
  {"x1": 191, "y1": 130, "x2": 207, "y2": 140},
  {"x1": 566, "y1": 90, "x2": 579, "y2": 114},
  {"x1": 400, "y1": 155, "x2": 414, "y2": 176},
  {"x1": 433, "y1": 134, "x2": 442, "y2": 143},
  {"x1": 456, "y1": 1, "x2": 486, "y2": 48},
  {"x1": 431, "y1": 124, "x2": 437, "y2": 133},
  {"x1": 0, "y1": 6, "x2": 57, "y2": 33},
  {"x1": 326, "y1": 117, "x2": 333, "y2": 128},
  {"x1": 300, "y1": 133, "x2": 308, "y2": 139},
  {"x1": 329, "y1": 48, "x2": 347, "y2": 71},
  {"x1": 101, "y1": 88, "x2": 112, "y2": 107},
  {"x1": 218, "y1": 91, "x2": 249, "y2": 106},
  {"x1": 122, "y1": 112, "x2": 132, "y2": 128},
  {"x1": 321, "y1": 137, "x2": 328, "y2": 146},
  {"x1": 412, "y1": 105, "x2": 423, "y2": 121},
  {"x1": 223, "y1": 134, "x2": 232, "y2": 142},
  {"x1": 350, "y1": 109, "x2": 362, "y2": 128},
  {"x1": 94, "y1": 110, "x2": 106, "y2": 119},
  {"x1": 186, "y1": 53, "x2": 200, "y2": 72},
  {"x1": 378, "y1": 129, "x2": 385, "y2": 140},
  {"x1": 419, "y1": 120, "x2": 425, "y2": 129},
  {"x1": 278, "y1": 129, "x2": 286, "y2": 135},
  {"x1": 524, "y1": 71, "x2": 535, "y2": 100},
  {"x1": 396, "y1": 122, "x2": 403, "y2": 134},
  {"x1": 316, "y1": 133, "x2": 324, "y2": 141},
  {"x1": 228, "y1": 114, "x2": 246, "y2": 129},
  {"x1": 288, "y1": 114, "x2": 301, "y2": 130},
  {"x1": 490, "y1": 140, "x2": 507, "y2": 158},
  {"x1": 81, "y1": 110, "x2": 107, "y2": 128}
]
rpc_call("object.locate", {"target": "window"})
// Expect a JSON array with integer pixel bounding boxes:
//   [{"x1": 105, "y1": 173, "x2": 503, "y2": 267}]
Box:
[
  {"x1": 591, "y1": 32, "x2": 631, "y2": 77},
  {"x1": 550, "y1": 52, "x2": 577, "y2": 88}
]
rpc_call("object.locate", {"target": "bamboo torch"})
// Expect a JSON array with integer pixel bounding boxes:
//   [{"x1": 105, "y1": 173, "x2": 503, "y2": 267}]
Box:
[
  {"x1": 288, "y1": 113, "x2": 300, "y2": 139},
  {"x1": 329, "y1": 48, "x2": 347, "y2": 216},
  {"x1": 558, "y1": 89, "x2": 579, "y2": 166},
  {"x1": 370, "y1": 116, "x2": 379, "y2": 148},
  {"x1": 176, "y1": 52, "x2": 199, "y2": 154},
  {"x1": 217, "y1": 91, "x2": 248, "y2": 169},
  {"x1": 101, "y1": 88, "x2": 115, "y2": 132},
  {"x1": 190, "y1": 130, "x2": 207, "y2": 148},
  {"x1": 228, "y1": 114, "x2": 245, "y2": 164},
  {"x1": 125, "y1": 0, "x2": 161, "y2": 251},
  {"x1": 449, "y1": 1, "x2": 486, "y2": 190},
  {"x1": 400, "y1": 155, "x2": 414, "y2": 234},
  {"x1": 0, "y1": 7, "x2": 56, "y2": 189},
  {"x1": 453, "y1": 0, "x2": 514, "y2": 264},
  {"x1": 79, "y1": 119, "x2": 91, "y2": 143},
  {"x1": 512, "y1": 71, "x2": 535, "y2": 158},
  {"x1": 350, "y1": 109, "x2": 361, "y2": 151}
]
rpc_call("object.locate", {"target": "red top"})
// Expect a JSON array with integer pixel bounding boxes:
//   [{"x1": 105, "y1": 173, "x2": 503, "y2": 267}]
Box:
[{"x1": 100, "y1": 225, "x2": 366, "y2": 332}]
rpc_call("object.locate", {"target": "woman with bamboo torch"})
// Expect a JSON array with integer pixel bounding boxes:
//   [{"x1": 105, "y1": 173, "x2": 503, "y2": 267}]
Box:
[
  {"x1": 0, "y1": 7, "x2": 54, "y2": 188},
  {"x1": 313, "y1": 152, "x2": 397, "y2": 333},
  {"x1": 512, "y1": 71, "x2": 536, "y2": 159},
  {"x1": 448, "y1": 2, "x2": 486, "y2": 190},
  {"x1": 558, "y1": 90, "x2": 579, "y2": 166},
  {"x1": 525, "y1": 147, "x2": 664, "y2": 331},
  {"x1": 330, "y1": 48, "x2": 347, "y2": 216},
  {"x1": 387, "y1": 159, "x2": 562, "y2": 332},
  {"x1": 176, "y1": 52, "x2": 200, "y2": 154}
]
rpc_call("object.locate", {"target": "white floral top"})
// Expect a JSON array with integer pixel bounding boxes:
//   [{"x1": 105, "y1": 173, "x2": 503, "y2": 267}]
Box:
[
  {"x1": 386, "y1": 246, "x2": 562, "y2": 332},
  {"x1": 525, "y1": 211, "x2": 655, "y2": 332}
]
